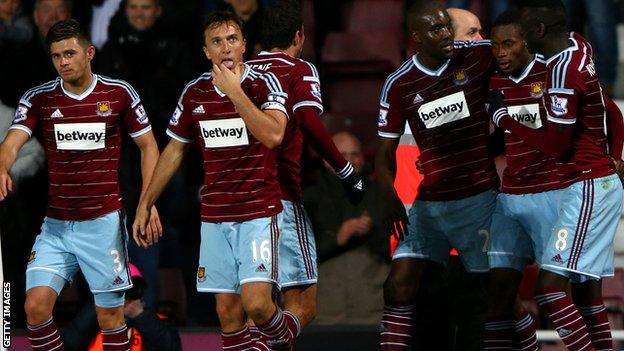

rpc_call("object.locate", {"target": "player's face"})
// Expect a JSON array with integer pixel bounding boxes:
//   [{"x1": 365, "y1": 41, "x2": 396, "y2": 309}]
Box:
[
  {"x1": 519, "y1": 8, "x2": 543, "y2": 54},
  {"x1": 454, "y1": 14, "x2": 482, "y2": 41},
  {"x1": 33, "y1": 0, "x2": 70, "y2": 36},
  {"x1": 50, "y1": 38, "x2": 94, "y2": 84},
  {"x1": 203, "y1": 22, "x2": 246, "y2": 69},
  {"x1": 415, "y1": 10, "x2": 454, "y2": 59},
  {"x1": 491, "y1": 24, "x2": 531, "y2": 75},
  {"x1": 126, "y1": 0, "x2": 161, "y2": 31}
]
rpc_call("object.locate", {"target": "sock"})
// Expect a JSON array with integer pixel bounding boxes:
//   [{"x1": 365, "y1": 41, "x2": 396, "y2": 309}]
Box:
[
  {"x1": 380, "y1": 305, "x2": 414, "y2": 351},
  {"x1": 27, "y1": 318, "x2": 64, "y2": 351},
  {"x1": 535, "y1": 289, "x2": 594, "y2": 351},
  {"x1": 222, "y1": 326, "x2": 252, "y2": 351},
  {"x1": 578, "y1": 299, "x2": 613, "y2": 351},
  {"x1": 256, "y1": 307, "x2": 293, "y2": 350},
  {"x1": 515, "y1": 310, "x2": 539, "y2": 351},
  {"x1": 249, "y1": 326, "x2": 261, "y2": 344},
  {"x1": 102, "y1": 324, "x2": 130, "y2": 351},
  {"x1": 283, "y1": 311, "x2": 302, "y2": 339},
  {"x1": 482, "y1": 316, "x2": 515, "y2": 350}
]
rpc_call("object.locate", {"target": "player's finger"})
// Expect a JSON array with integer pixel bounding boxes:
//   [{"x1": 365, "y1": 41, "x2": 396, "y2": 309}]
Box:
[
  {"x1": 149, "y1": 221, "x2": 159, "y2": 244},
  {"x1": 213, "y1": 63, "x2": 220, "y2": 74},
  {"x1": 154, "y1": 217, "x2": 163, "y2": 237}
]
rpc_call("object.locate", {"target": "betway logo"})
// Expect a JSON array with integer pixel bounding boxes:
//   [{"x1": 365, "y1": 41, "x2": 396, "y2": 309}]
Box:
[
  {"x1": 54, "y1": 123, "x2": 106, "y2": 150},
  {"x1": 417, "y1": 91, "x2": 470, "y2": 129},
  {"x1": 199, "y1": 118, "x2": 249, "y2": 148},
  {"x1": 506, "y1": 104, "x2": 542, "y2": 133}
]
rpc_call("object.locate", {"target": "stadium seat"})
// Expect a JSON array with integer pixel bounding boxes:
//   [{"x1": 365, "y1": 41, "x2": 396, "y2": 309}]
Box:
[
  {"x1": 321, "y1": 32, "x2": 403, "y2": 75},
  {"x1": 344, "y1": 0, "x2": 404, "y2": 34},
  {"x1": 159, "y1": 268, "x2": 188, "y2": 325}
]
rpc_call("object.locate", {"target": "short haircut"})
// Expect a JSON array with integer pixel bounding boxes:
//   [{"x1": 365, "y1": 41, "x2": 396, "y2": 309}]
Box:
[
  {"x1": 518, "y1": 0, "x2": 567, "y2": 33},
  {"x1": 45, "y1": 19, "x2": 91, "y2": 50},
  {"x1": 203, "y1": 11, "x2": 244, "y2": 41},
  {"x1": 492, "y1": 9, "x2": 522, "y2": 30},
  {"x1": 35, "y1": 0, "x2": 70, "y2": 11},
  {"x1": 406, "y1": 0, "x2": 444, "y2": 32},
  {"x1": 259, "y1": 0, "x2": 302, "y2": 50}
]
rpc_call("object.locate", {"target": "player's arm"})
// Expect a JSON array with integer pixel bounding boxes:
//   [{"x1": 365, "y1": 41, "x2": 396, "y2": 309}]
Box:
[
  {"x1": 297, "y1": 107, "x2": 364, "y2": 204},
  {"x1": 375, "y1": 137, "x2": 408, "y2": 239},
  {"x1": 212, "y1": 63, "x2": 287, "y2": 149},
  {"x1": 489, "y1": 90, "x2": 574, "y2": 157},
  {"x1": 133, "y1": 130, "x2": 162, "y2": 244},
  {"x1": 605, "y1": 94, "x2": 624, "y2": 160},
  {"x1": 0, "y1": 129, "x2": 30, "y2": 201},
  {"x1": 133, "y1": 138, "x2": 190, "y2": 248}
]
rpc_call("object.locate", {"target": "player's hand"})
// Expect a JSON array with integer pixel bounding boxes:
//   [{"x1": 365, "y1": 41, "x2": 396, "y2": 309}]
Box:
[
  {"x1": 145, "y1": 206, "x2": 163, "y2": 244},
  {"x1": 212, "y1": 62, "x2": 243, "y2": 97},
  {"x1": 486, "y1": 89, "x2": 508, "y2": 127},
  {"x1": 415, "y1": 158, "x2": 425, "y2": 175},
  {"x1": 614, "y1": 159, "x2": 624, "y2": 181},
  {"x1": 124, "y1": 298, "x2": 145, "y2": 318},
  {"x1": 383, "y1": 195, "x2": 409, "y2": 241},
  {"x1": 132, "y1": 203, "x2": 152, "y2": 248},
  {"x1": 0, "y1": 170, "x2": 13, "y2": 202},
  {"x1": 340, "y1": 170, "x2": 364, "y2": 205}
]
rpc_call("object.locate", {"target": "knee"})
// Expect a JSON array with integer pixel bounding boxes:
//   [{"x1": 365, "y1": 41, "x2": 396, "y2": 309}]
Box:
[
  {"x1": 383, "y1": 274, "x2": 416, "y2": 305},
  {"x1": 243, "y1": 298, "x2": 276, "y2": 323},
  {"x1": 215, "y1": 299, "x2": 245, "y2": 328},
  {"x1": 24, "y1": 297, "x2": 53, "y2": 325},
  {"x1": 96, "y1": 308, "x2": 124, "y2": 330}
]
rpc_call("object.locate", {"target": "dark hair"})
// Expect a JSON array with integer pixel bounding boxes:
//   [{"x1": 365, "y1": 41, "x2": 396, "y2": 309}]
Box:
[
  {"x1": 259, "y1": 0, "x2": 302, "y2": 50},
  {"x1": 406, "y1": 0, "x2": 444, "y2": 32},
  {"x1": 45, "y1": 19, "x2": 91, "y2": 50},
  {"x1": 492, "y1": 10, "x2": 522, "y2": 29},
  {"x1": 203, "y1": 11, "x2": 244, "y2": 41},
  {"x1": 518, "y1": 0, "x2": 567, "y2": 33}
]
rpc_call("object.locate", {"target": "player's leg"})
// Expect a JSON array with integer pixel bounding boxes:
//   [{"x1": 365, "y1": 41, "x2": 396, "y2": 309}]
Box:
[
  {"x1": 538, "y1": 175, "x2": 622, "y2": 351},
  {"x1": 237, "y1": 214, "x2": 298, "y2": 350},
  {"x1": 571, "y1": 279, "x2": 613, "y2": 351},
  {"x1": 444, "y1": 190, "x2": 495, "y2": 350},
  {"x1": 199, "y1": 221, "x2": 252, "y2": 350},
  {"x1": 74, "y1": 211, "x2": 133, "y2": 351},
  {"x1": 25, "y1": 216, "x2": 78, "y2": 351},
  {"x1": 277, "y1": 200, "x2": 318, "y2": 337}
]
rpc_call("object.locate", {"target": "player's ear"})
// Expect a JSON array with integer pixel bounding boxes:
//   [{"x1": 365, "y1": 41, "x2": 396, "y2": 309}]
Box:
[
  {"x1": 411, "y1": 31, "x2": 421, "y2": 46},
  {"x1": 86, "y1": 45, "x2": 95, "y2": 61},
  {"x1": 536, "y1": 22, "x2": 547, "y2": 39}
]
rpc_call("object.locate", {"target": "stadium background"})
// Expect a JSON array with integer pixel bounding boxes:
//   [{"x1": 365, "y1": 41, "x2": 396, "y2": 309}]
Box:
[{"x1": 3, "y1": 0, "x2": 624, "y2": 350}]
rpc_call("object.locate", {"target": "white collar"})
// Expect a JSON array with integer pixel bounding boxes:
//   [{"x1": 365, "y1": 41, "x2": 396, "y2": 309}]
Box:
[
  {"x1": 61, "y1": 74, "x2": 97, "y2": 100},
  {"x1": 412, "y1": 54, "x2": 450, "y2": 77}
]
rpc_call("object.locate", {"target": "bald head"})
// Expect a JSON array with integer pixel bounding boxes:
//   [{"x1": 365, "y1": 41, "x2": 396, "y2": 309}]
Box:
[
  {"x1": 333, "y1": 132, "x2": 364, "y2": 173},
  {"x1": 447, "y1": 8, "x2": 482, "y2": 41}
]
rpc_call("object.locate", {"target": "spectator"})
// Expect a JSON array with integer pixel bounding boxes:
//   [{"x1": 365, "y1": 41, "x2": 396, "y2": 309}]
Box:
[
  {"x1": 444, "y1": 0, "x2": 509, "y2": 26},
  {"x1": 447, "y1": 7, "x2": 482, "y2": 41},
  {"x1": 304, "y1": 132, "x2": 390, "y2": 325},
  {"x1": 0, "y1": 0, "x2": 33, "y2": 52},
  {"x1": 0, "y1": 0, "x2": 70, "y2": 107},
  {"x1": 561, "y1": 0, "x2": 618, "y2": 96},
  {"x1": 62, "y1": 263, "x2": 182, "y2": 351}
]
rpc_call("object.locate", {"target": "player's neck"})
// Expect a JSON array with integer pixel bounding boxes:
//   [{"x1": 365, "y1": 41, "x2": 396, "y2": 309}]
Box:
[
  {"x1": 269, "y1": 47, "x2": 297, "y2": 58},
  {"x1": 511, "y1": 55, "x2": 533, "y2": 78},
  {"x1": 541, "y1": 34, "x2": 571, "y2": 60},
  {"x1": 417, "y1": 52, "x2": 446, "y2": 72},
  {"x1": 63, "y1": 72, "x2": 94, "y2": 96}
]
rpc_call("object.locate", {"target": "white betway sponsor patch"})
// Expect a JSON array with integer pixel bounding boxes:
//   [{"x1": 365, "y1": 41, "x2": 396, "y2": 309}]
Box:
[
  {"x1": 199, "y1": 118, "x2": 248, "y2": 148},
  {"x1": 506, "y1": 104, "x2": 542, "y2": 133},
  {"x1": 417, "y1": 91, "x2": 470, "y2": 129},
  {"x1": 54, "y1": 123, "x2": 106, "y2": 150}
]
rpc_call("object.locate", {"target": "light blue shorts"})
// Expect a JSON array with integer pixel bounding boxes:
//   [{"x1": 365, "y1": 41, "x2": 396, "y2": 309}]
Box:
[
  {"x1": 393, "y1": 190, "x2": 497, "y2": 273},
  {"x1": 197, "y1": 214, "x2": 281, "y2": 293},
  {"x1": 541, "y1": 175, "x2": 623, "y2": 280},
  {"x1": 26, "y1": 210, "x2": 131, "y2": 308},
  {"x1": 278, "y1": 200, "x2": 318, "y2": 288},
  {"x1": 488, "y1": 190, "x2": 563, "y2": 272}
]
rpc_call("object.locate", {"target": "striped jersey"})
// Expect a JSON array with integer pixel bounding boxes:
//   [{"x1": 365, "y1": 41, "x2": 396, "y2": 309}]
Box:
[
  {"x1": 166, "y1": 64, "x2": 288, "y2": 222},
  {"x1": 378, "y1": 40, "x2": 499, "y2": 201},
  {"x1": 247, "y1": 51, "x2": 326, "y2": 202},
  {"x1": 489, "y1": 56, "x2": 566, "y2": 194},
  {"x1": 10, "y1": 75, "x2": 152, "y2": 220},
  {"x1": 543, "y1": 34, "x2": 614, "y2": 182}
]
